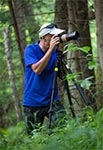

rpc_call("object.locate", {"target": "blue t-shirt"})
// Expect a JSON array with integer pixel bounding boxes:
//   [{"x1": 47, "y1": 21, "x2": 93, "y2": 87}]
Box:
[{"x1": 23, "y1": 42, "x2": 59, "y2": 107}]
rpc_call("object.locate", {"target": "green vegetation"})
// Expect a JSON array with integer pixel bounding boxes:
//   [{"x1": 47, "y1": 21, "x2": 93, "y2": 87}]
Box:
[{"x1": 0, "y1": 107, "x2": 103, "y2": 150}]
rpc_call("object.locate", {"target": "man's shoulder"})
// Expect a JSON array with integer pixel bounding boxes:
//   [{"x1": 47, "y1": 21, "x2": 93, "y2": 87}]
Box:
[
  {"x1": 25, "y1": 42, "x2": 39, "y2": 53},
  {"x1": 26, "y1": 43, "x2": 37, "y2": 49}
]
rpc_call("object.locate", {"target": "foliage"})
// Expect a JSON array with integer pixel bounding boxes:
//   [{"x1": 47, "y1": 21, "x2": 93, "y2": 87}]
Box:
[
  {"x1": 65, "y1": 43, "x2": 91, "y2": 54},
  {"x1": 0, "y1": 107, "x2": 103, "y2": 150},
  {"x1": 65, "y1": 43, "x2": 97, "y2": 90}
]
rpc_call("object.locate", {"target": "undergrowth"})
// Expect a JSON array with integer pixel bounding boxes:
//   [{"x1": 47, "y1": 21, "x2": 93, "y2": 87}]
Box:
[{"x1": 0, "y1": 107, "x2": 103, "y2": 150}]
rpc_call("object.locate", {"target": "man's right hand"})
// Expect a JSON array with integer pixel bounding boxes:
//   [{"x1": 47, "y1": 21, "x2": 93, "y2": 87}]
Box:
[{"x1": 49, "y1": 35, "x2": 60, "y2": 51}]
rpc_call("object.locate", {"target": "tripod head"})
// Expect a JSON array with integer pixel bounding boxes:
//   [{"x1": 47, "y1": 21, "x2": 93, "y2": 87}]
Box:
[
  {"x1": 55, "y1": 31, "x2": 80, "y2": 60},
  {"x1": 56, "y1": 42, "x2": 68, "y2": 64}
]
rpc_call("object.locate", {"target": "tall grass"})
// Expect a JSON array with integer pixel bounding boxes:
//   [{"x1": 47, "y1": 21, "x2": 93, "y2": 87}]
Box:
[{"x1": 0, "y1": 107, "x2": 103, "y2": 150}]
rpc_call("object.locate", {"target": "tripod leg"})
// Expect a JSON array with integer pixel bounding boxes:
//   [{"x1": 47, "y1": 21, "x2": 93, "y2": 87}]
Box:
[
  {"x1": 48, "y1": 62, "x2": 58, "y2": 128},
  {"x1": 59, "y1": 61, "x2": 76, "y2": 118},
  {"x1": 62, "y1": 59, "x2": 91, "y2": 106},
  {"x1": 63, "y1": 79, "x2": 76, "y2": 118}
]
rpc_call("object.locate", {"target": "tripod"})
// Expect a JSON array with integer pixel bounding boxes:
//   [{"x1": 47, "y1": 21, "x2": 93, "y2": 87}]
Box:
[{"x1": 48, "y1": 50, "x2": 91, "y2": 128}]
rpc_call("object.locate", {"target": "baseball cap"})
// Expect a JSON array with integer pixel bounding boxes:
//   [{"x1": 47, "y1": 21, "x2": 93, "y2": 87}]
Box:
[{"x1": 39, "y1": 23, "x2": 65, "y2": 37}]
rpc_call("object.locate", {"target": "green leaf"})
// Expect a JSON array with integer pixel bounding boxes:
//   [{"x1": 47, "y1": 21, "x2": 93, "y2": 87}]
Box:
[
  {"x1": 64, "y1": 44, "x2": 90, "y2": 54},
  {"x1": 88, "y1": 60, "x2": 99, "y2": 70},
  {"x1": 78, "y1": 46, "x2": 91, "y2": 53},
  {"x1": 66, "y1": 72, "x2": 82, "y2": 81},
  {"x1": 79, "y1": 76, "x2": 94, "y2": 90}
]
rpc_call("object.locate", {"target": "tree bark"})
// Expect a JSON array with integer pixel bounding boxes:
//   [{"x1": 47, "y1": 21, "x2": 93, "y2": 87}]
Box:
[
  {"x1": 94, "y1": 0, "x2": 103, "y2": 71},
  {"x1": 76, "y1": 0, "x2": 96, "y2": 105},
  {"x1": 94, "y1": 0, "x2": 103, "y2": 109},
  {"x1": 21, "y1": 0, "x2": 39, "y2": 43},
  {"x1": 3, "y1": 28, "x2": 23, "y2": 122},
  {"x1": 67, "y1": 0, "x2": 97, "y2": 111},
  {"x1": 54, "y1": 0, "x2": 68, "y2": 105},
  {"x1": 55, "y1": 0, "x2": 68, "y2": 32},
  {"x1": 8, "y1": 0, "x2": 27, "y2": 66}
]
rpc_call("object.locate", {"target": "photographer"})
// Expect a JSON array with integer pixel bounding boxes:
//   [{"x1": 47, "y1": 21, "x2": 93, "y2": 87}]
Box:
[{"x1": 23, "y1": 23, "x2": 67, "y2": 134}]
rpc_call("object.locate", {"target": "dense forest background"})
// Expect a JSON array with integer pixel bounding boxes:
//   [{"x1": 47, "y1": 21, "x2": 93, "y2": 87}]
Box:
[{"x1": 0, "y1": 0, "x2": 103, "y2": 149}]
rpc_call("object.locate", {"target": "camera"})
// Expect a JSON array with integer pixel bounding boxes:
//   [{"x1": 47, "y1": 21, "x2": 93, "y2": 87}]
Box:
[{"x1": 59, "y1": 31, "x2": 80, "y2": 43}]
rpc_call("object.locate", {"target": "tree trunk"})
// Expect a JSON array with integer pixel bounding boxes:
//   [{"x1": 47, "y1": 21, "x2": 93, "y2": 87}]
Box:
[
  {"x1": 76, "y1": 0, "x2": 96, "y2": 109},
  {"x1": 54, "y1": 0, "x2": 68, "y2": 105},
  {"x1": 3, "y1": 28, "x2": 23, "y2": 122},
  {"x1": 55, "y1": 0, "x2": 68, "y2": 32},
  {"x1": 94, "y1": 0, "x2": 103, "y2": 109},
  {"x1": 21, "y1": 0, "x2": 39, "y2": 43},
  {"x1": 67, "y1": 0, "x2": 97, "y2": 111},
  {"x1": 8, "y1": 0, "x2": 27, "y2": 66},
  {"x1": 67, "y1": 0, "x2": 84, "y2": 112}
]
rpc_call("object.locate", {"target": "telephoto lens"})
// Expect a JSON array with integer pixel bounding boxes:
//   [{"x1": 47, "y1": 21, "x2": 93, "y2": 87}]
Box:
[{"x1": 59, "y1": 31, "x2": 80, "y2": 43}]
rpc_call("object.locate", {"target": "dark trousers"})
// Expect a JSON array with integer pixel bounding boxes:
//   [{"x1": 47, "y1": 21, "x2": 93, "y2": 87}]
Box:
[{"x1": 23, "y1": 101, "x2": 66, "y2": 134}]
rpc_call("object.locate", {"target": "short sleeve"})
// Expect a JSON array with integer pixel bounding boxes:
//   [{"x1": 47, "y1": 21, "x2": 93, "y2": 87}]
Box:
[{"x1": 24, "y1": 45, "x2": 38, "y2": 67}]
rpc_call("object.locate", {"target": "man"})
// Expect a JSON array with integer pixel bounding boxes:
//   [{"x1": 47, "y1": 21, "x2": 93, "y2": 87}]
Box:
[{"x1": 23, "y1": 23, "x2": 66, "y2": 134}]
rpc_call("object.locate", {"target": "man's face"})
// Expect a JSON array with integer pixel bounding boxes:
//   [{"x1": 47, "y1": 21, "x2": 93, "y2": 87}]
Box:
[{"x1": 44, "y1": 34, "x2": 53, "y2": 50}]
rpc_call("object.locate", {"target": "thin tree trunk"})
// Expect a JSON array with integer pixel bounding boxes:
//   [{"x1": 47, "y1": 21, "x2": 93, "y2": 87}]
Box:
[{"x1": 3, "y1": 28, "x2": 23, "y2": 122}]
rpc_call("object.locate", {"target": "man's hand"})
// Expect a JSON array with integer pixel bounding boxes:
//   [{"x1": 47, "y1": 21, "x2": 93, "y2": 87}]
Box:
[{"x1": 49, "y1": 35, "x2": 60, "y2": 51}]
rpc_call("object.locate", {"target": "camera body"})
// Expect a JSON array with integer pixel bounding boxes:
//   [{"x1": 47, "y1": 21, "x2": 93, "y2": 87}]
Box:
[{"x1": 59, "y1": 31, "x2": 80, "y2": 43}]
